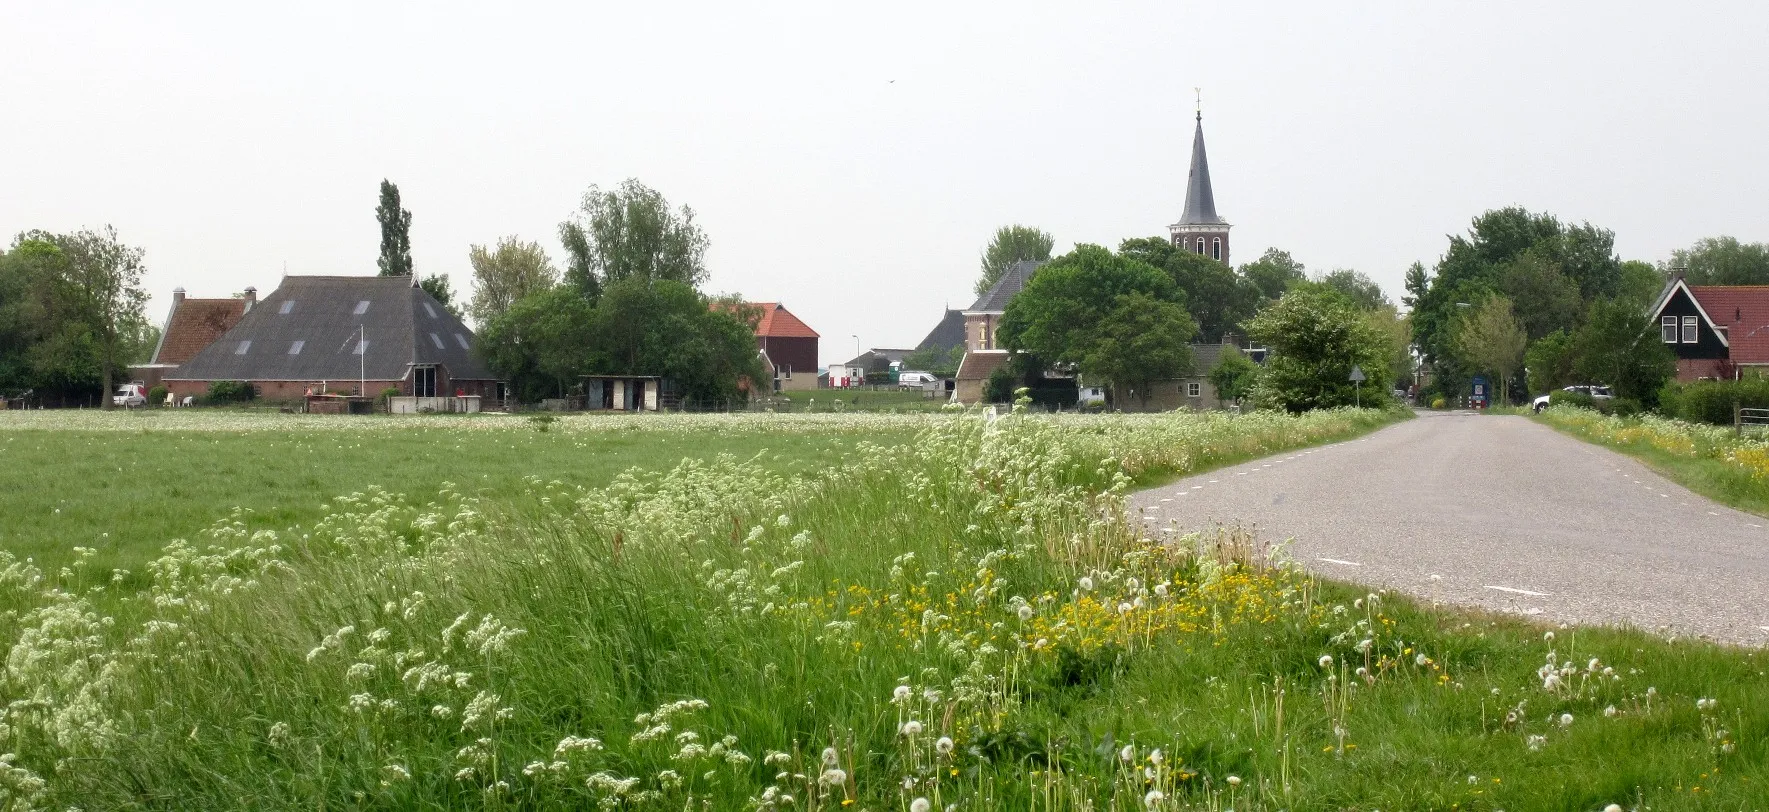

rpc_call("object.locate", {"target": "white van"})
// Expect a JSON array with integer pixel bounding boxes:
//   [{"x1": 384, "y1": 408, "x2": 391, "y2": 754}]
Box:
[{"x1": 897, "y1": 371, "x2": 939, "y2": 388}]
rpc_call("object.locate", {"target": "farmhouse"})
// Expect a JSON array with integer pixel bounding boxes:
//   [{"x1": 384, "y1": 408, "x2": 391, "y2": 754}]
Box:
[
  {"x1": 733, "y1": 302, "x2": 820, "y2": 392},
  {"x1": 165, "y1": 275, "x2": 498, "y2": 403},
  {"x1": 1648, "y1": 276, "x2": 1769, "y2": 380},
  {"x1": 128, "y1": 287, "x2": 250, "y2": 393}
]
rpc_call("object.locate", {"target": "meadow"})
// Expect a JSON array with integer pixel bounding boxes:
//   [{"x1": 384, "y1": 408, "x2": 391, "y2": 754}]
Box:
[{"x1": 0, "y1": 406, "x2": 1764, "y2": 810}]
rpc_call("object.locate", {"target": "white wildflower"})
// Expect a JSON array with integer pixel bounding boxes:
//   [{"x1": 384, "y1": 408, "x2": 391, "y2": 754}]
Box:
[
  {"x1": 1144, "y1": 789, "x2": 1165, "y2": 807},
  {"x1": 1318, "y1": 654, "x2": 1334, "y2": 669},
  {"x1": 892, "y1": 685, "x2": 912, "y2": 703},
  {"x1": 1017, "y1": 604, "x2": 1034, "y2": 622},
  {"x1": 911, "y1": 798, "x2": 931, "y2": 812},
  {"x1": 900, "y1": 720, "x2": 923, "y2": 737},
  {"x1": 936, "y1": 736, "x2": 954, "y2": 755},
  {"x1": 1227, "y1": 775, "x2": 1242, "y2": 787},
  {"x1": 1558, "y1": 713, "x2": 1574, "y2": 728}
]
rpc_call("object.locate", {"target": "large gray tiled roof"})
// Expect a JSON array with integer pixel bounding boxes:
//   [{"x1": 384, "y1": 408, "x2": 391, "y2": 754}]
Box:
[
  {"x1": 1176, "y1": 115, "x2": 1226, "y2": 226},
  {"x1": 168, "y1": 275, "x2": 495, "y2": 382},
  {"x1": 915, "y1": 309, "x2": 966, "y2": 352},
  {"x1": 968, "y1": 260, "x2": 1044, "y2": 313}
]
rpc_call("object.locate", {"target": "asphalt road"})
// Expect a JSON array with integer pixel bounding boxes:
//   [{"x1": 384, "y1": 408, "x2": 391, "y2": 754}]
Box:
[{"x1": 1129, "y1": 411, "x2": 1769, "y2": 645}]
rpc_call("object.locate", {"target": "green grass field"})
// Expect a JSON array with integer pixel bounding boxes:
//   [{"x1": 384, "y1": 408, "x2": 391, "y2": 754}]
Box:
[
  {"x1": 0, "y1": 406, "x2": 1765, "y2": 809},
  {"x1": 0, "y1": 411, "x2": 926, "y2": 575}
]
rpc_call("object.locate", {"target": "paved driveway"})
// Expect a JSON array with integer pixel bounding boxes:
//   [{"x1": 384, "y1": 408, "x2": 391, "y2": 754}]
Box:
[{"x1": 1129, "y1": 411, "x2": 1769, "y2": 645}]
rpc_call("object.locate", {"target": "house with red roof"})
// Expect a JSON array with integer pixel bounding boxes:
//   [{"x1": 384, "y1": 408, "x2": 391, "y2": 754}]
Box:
[
  {"x1": 128, "y1": 286, "x2": 252, "y2": 395},
  {"x1": 1649, "y1": 276, "x2": 1769, "y2": 380},
  {"x1": 739, "y1": 302, "x2": 820, "y2": 391}
]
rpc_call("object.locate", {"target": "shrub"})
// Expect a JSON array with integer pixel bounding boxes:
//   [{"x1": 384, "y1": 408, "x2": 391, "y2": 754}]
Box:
[
  {"x1": 147, "y1": 386, "x2": 167, "y2": 407},
  {"x1": 1669, "y1": 379, "x2": 1769, "y2": 425},
  {"x1": 377, "y1": 387, "x2": 400, "y2": 408},
  {"x1": 1549, "y1": 389, "x2": 1598, "y2": 412},
  {"x1": 1430, "y1": 397, "x2": 1446, "y2": 409},
  {"x1": 205, "y1": 380, "x2": 255, "y2": 404},
  {"x1": 984, "y1": 368, "x2": 1017, "y2": 404},
  {"x1": 1611, "y1": 398, "x2": 1643, "y2": 418}
]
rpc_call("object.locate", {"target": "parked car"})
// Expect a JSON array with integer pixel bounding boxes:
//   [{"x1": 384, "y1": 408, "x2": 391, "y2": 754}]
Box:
[
  {"x1": 112, "y1": 383, "x2": 148, "y2": 408},
  {"x1": 1532, "y1": 384, "x2": 1613, "y2": 413},
  {"x1": 896, "y1": 371, "x2": 939, "y2": 388}
]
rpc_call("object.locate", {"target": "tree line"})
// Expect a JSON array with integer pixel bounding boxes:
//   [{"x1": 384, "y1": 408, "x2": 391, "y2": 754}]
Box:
[{"x1": 0, "y1": 227, "x2": 154, "y2": 406}]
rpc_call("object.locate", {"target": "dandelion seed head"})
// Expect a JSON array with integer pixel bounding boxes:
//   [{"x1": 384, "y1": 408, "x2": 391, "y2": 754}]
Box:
[
  {"x1": 1318, "y1": 654, "x2": 1334, "y2": 669},
  {"x1": 911, "y1": 798, "x2": 931, "y2": 812}
]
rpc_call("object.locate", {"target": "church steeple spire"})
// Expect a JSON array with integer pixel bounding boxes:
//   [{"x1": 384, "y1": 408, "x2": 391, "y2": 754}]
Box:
[{"x1": 1168, "y1": 92, "x2": 1232, "y2": 263}]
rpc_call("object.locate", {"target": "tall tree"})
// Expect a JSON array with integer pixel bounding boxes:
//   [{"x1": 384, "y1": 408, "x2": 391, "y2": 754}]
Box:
[
  {"x1": 975, "y1": 225, "x2": 1055, "y2": 295},
  {"x1": 1455, "y1": 296, "x2": 1528, "y2": 405},
  {"x1": 1309, "y1": 269, "x2": 1391, "y2": 311},
  {"x1": 468, "y1": 236, "x2": 558, "y2": 325},
  {"x1": 1523, "y1": 328, "x2": 1577, "y2": 395},
  {"x1": 477, "y1": 287, "x2": 597, "y2": 401},
  {"x1": 1572, "y1": 299, "x2": 1676, "y2": 405},
  {"x1": 1238, "y1": 248, "x2": 1307, "y2": 302},
  {"x1": 559, "y1": 179, "x2": 710, "y2": 291},
  {"x1": 1246, "y1": 288, "x2": 1394, "y2": 413},
  {"x1": 1667, "y1": 236, "x2": 1769, "y2": 286},
  {"x1": 1166, "y1": 250, "x2": 1259, "y2": 342},
  {"x1": 1080, "y1": 292, "x2": 1196, "y2": 408},
  {"x1": 1206, "y1": 351, "x2": 1260, "y2": 406},
  {"x1": 1497, "y1": 251, "x2": 1581, "y2": 340},
  {"x1": 28, "y1": 227, "x2": 149, "y2": 408},
  {"x1": 375, "y1": 179, "x2": 414, "y2": 277},
  {"x1": 1401, "y1": 262, "x2": 1429, "y2": 310}
]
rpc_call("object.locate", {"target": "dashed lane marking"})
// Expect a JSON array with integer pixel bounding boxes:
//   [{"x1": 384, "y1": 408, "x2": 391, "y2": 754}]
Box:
[
  {"x1": 1485, "y1": 585, "x2": 1550, "y2": 597},
  {"x1": 1191, "y1": 485, "x2": 1203, "y2": 490},
  {"x1": 1317, "y1": 557, "x2": 1362, "y2": 567}
]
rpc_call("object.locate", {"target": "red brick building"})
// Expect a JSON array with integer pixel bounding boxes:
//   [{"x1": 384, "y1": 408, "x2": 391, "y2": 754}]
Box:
[
  {"x1": 129, "y1": 287, "x2": 251, "y2": 394},
  {"x1": 746, "y1": 303, "x2": 820, "y2": 392}
]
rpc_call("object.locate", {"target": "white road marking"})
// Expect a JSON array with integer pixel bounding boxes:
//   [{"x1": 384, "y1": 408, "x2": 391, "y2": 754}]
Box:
[
  {"x1": 1317, "y1": 557, "x2": 1362, "y2": 567},
  {"x1": 1750, "y1": 524, "x2": 1763, "y2": 529},
  {"x1": 1709, "y1": 511, "x2": 1719, "y2": 516},
  {"x1": 1158, "y1": 498, "x2": 1170, "y2": 503},
  {"x1": 1485, "y1": 585, "x2": 1550, "y2": 597},
  {"x1": 1191, "y1": 485, "x2": 1203, "y2": 490},
  {"x1": 1760, "y1": 627, "x2": 1769, "y2": 633},
  {"x1": 1209, "y1": 479, "x2": 1219, "y2": 483}
]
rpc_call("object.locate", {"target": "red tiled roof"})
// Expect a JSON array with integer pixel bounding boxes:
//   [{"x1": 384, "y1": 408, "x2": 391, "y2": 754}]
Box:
[
  {"x1": 956, "y1": 351, "x2": 1011, "y2": 381},
  {"x1": 1690, "y1": 286, "x2": 1769, "y2": 364},
  {"x1": 154, "y1": 298, "x2": 247, "y2": 365},
  {"x1": 750, "y1": 303, "x2": 820, "y2": 339}
]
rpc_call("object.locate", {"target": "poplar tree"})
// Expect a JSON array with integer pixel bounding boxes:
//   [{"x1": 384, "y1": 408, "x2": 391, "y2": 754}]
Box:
[{"x1": 376, "y1": 179, "x2": 414, "y2": 277}]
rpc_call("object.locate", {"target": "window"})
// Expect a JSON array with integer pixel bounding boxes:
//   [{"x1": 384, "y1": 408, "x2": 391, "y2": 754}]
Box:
[
  {"x1": 1187, "y1": 382, "x2": 1202, "y2": 398},
  {"x1": 1195, "y1": 240, "x2": 1206, "y2": 255},
  {"x1": 1682, "y1": 315, "x2": 1698, "y2": 343},
  {"x1": 454, "y1": 333, "x2": 470, "y2": 350},
  {"x1": 234, "y1": 340, "x2": 251, "y2": 355},
  {"x1": 423, "y1": 302, "x2": 438, "y2": 319},
  {"x1": 1212, "y1": 237, "x2": 1222, "y2": 261},
  {"x1": 1661, "y1": 316, "x2": 1678, "y2": 343},
  {"x1": 353, "y1": 300, "x2": 371, "y2": 315},
  {"x1": 430, "y1": 332, "x2": 445, "y2": 349},
  {"x1": 288, "y1": 340, "x2": 304, "y2": 355},
  {"x1": 279, "y1": 300, "x2": 295, "y2": 315},
  {"x1": 354, "y1": 340, "x2": 369, "y2": 355}
]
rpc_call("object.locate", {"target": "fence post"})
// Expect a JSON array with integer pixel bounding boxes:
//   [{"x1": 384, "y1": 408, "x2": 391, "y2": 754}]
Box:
[{"x1": 1737, "y1": 401, "x2": 1743, "y2": 437}]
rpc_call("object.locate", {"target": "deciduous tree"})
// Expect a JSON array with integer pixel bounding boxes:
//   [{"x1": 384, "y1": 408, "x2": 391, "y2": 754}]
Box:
[
  {"x1": 1238, "y1": 248, "x2": 1307, "y2": 302},
  {"x1": 559, "y1": 179, "x2": 710, "y2": 291},
  {"x1": 1667, "y1": 236, "x2": 1769, "y2": 286},
  {"x1": 1246, "y1": 288, "x2": 1393, "y2": 413},
  {"x1": 1455, "y1": 296, "x2": 1528, "y2": 405},
  {"x1": 468, "y1": 237, "x2": 558, "y2": 325},
  {"x1": 417, "y1": 274, "x2": 462, "y2": 319},
  {"x1": 1206, "y1": 351, "x2": 1259, "y2": 406},
  {"x1": 1572, "y1": 299, "x2": 1676, "y2": 405},
  {"x1": 36, "y1": 227, "x2": 149, "y2": 409},
  {"x1": 976, "y1": 225, "x2": 1054, "y2": 295}
]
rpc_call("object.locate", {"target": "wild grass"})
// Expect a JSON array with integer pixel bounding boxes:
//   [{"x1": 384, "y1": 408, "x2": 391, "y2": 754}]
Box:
[
  {"x1": 1536, "y1": 406, "x2": 1769, "y2": 518},
  {"x1": 0, "y1": 410, "x2": 928, "y2": 575},
  {"x1": 0, "y1": 406, "x2": 1763, "y2": 810}
]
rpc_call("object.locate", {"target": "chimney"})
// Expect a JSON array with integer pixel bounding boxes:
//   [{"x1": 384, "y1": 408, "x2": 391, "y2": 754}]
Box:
[
  {"x1": 172, "y1": 287, "x2": 186, "y2": 307},
  {"x1": 242, "y1": 286, "x2": 257, "y2": 312}
]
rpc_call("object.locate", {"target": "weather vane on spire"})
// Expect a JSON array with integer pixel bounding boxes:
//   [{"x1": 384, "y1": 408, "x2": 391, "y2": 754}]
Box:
[{"x1": 1194, "y1": 87, "x2": 1202, "y2": 121}]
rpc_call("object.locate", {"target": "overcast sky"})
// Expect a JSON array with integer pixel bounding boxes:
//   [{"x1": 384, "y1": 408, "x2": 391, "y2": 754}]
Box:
[{"x1": 5, "y1": 2, "x2": 1767, "y2": 367}]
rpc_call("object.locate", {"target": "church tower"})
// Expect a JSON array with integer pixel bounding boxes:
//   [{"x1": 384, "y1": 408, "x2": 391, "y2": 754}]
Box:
[{"x1": 1168, "y1": 101, "x2": 1230, "y2": 265}]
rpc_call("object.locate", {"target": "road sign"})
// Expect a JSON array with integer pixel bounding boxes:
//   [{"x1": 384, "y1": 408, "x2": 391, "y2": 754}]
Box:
[
  {"x1": 1349, "y1": 365, "x2": 1366, "y2": 382},
  {"x1": 1471, "y1": 375, "x2": 1488, "y2": 408}
]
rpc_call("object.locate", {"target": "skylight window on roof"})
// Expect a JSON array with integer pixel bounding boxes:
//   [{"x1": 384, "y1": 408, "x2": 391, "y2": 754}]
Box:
[
  {"x1": 424, "y1": 302, "x2": 438, "y2": 319},
  {"x1": 454, "y1": 333, "x2": 470, "y2": 350},
  {"x1": 235, "y1": 340, "x2": 251, "y2": 355},
  {"x1": 353, "y1": 300, "x2": 371, "y2": 315},
  {"x1": 354, "y1": 340, "x2": 369, "y2": 355},
  {"x1": 279, "y1": 300, "x2": 295, "y2": 314},
  {"x1": 288, "y1": 340, "x2": 304, "y2": 355},
  {"x1": 430, "y1": 332, "x2": 445, "y2": 349}
]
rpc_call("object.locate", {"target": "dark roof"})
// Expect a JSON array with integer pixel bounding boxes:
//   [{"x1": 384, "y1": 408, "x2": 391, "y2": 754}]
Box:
[
  {"x1": 168, "y1": 275, "x2": 495, "y2": 382},
  {"x1": 152, "y1": 298, "x2": 247, "y2": 365},
  {"x1": 1176, "y1": 113, "x2": 1226, "y2": 226},
  {"x1": 844, "y1": 348, "x2": 914, "y2": 367},
  {"x1": 968, "y1": 260, "x2": 1043, "y2": 313},
  {"x1": 915, "y1": 309, "x2": 966, "y2": 352},
  {"x1": 1188, "y1": 343, "x2": 1241, "y2": 375}
]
